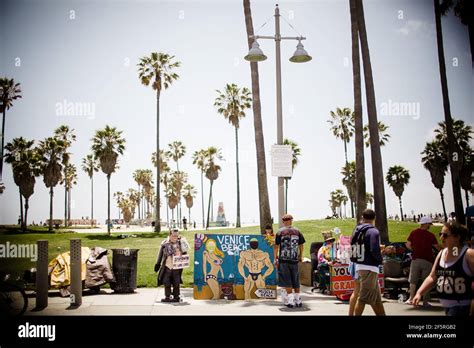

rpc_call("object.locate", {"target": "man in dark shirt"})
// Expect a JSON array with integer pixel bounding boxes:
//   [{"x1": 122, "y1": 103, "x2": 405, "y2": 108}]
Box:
[
  {"x1": 406, "y1": 216, "x2": 440, "y2": 306},
  {"x1": 274, "y1": 214, "x2": 305, "y2": 308}
]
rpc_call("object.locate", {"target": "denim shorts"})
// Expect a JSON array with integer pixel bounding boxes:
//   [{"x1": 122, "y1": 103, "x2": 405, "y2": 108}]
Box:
[{"x1": 278, "y1": 262, "x2": 300, "y2": 289}]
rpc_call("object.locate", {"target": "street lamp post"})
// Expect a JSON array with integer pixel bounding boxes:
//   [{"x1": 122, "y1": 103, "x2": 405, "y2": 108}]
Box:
[{"x1": 244, "y1": 4, "x2": 311, "y2": 227}]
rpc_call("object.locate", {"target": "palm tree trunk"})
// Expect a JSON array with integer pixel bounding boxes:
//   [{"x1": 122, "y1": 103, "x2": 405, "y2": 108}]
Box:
[
  {"x1": 399, "y1": 196, "x2": 404, "y2": 221},
  {"x1": 201, "y1": 170, "x2": 205, "y2": 229},
  {"x1": 107, "y1": 175, "x2": 111, "y2": 235},
  {"x1": 439, "y1": 188, "x2": 448, "y2": 222},
  {"x1": 49, "y1": 186, "x2": 53, "y2": 232},
  {"x1": 0, "y1": 109, "x2": 6, "y2": 180},
  {"x1": 349, "y1": 196, "x2": 354, "y2": 218},
  {"x1": 64, "y1": 185, "x2": 67, "y2": 227},
  {"x1": 235, "y1": 127, "x2": 241, "y2": 228},
  {"x1": 350, "y1": 0, "x2": 366, "y2": 224},
  {"x1": 91, "y1": 175, "x2": 94, "y2": 227},
  {"x1": 23, "y1": 197, "x2": 29, "y2": 233},
  {"x1": 206, "y1": 180, "x2": 214, "y2": 230},
  {"x1": 19, "y1": 189, "x2": 23, "y2": 226},
  {"x1": 356, "y1": 0, "x2": 389, "y2": 243},
  {"x1": 137, "y1": 184, "x2": 141, "y2": 220},
  {"x1": 67, "y1": 188, "x2": 71, "y2": 225},
  {"x1": 434, "y1": 0, "x2": 465, "y2": 224},
  {"x1": 285, "y1": 178, "x2": 288, "y2": 214},
  {"x1": 155, "y1": 91, "x2": 161, "y2": 232},
  {"x1": 244, "y1": 0, "x2": 272, "y2": 234},
  {"x1": 343, "y1": 139, "x2": 348, "y2": 165}
]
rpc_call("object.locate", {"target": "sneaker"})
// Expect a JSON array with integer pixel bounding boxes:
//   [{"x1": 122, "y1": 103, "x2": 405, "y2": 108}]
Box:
[
  {"x1": 295, "y1": 302, "x2": 303, "y2": 308},
  {"x1": 404, "y1": 299, "x2": 413, "y2": 305},
  {"x1": 171, "y1": 297, "x2": 180, "y2": 303},
  {"x1": 161, "y1": 297, "x2": 172, "y2": 303},
  {"x1": 422, "y1": 302, "x2": 432, "y2": 308},
  {"x1": 285, "y1": 303, "x2": 295, "y2": 308}
]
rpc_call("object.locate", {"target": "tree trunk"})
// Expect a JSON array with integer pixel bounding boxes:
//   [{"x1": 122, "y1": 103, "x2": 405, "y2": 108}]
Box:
[
  {"x1": 349, "y1": 196, "x2": 354, "y2": 218},
  {"x1": 439, "y1": 188, "x2": 448, "y2": 222},
  {"x1": 343, "y1": 139, "x2": 348, "y2": 166},
  {"x1": 285, "y1": 178, "x2": 288, "y2": 214},
  {"x1": 64, "y1": 185, "x2": 67, "y2": 227},
  {"x1": 356, "y1": 0, "x2": 389, "y2": 243},
  {"x1": 19, "y1": 189, "x2": 23, "y2": 226},
  {"x1": 399, "y1": 196, "x2": 404, "y2": 221},
  {"x1": 91, "y1": 175, "x2": 94, "y2": 227},
  {"x1": 201, "y1": 170, "x2": 205, "y2": 229},
  {"x1": 107, "y1": 175, "x2": 111, "y2": 235},
  {"x1": 137, "y1": 184, "x2": 141, "y2": 220},
  {"x1": 0, "y1": 109, "x2": 6, "y2": 180},
  {"x1": 23, "y1": 197, "x2": 29, "y2": 233},
  {"x1": 235, "y1": 127, "x2": 241, "y2": 228},
  {"x1": 206, "y1": 180, "x2": 214, "y2": 230},
  {"x1": 465, "y1": 190, "x2": 469, "y2": 207},
  {"x1": 67, "y1": 188, "x2": 71, "y2": 225},
  {"x1": 243, "y1": 0, "x2": 272, "y2": 234},
  {"x1": 49, "y1": 186, "x2": 53, "y2": 232},
  {"x1": 155, "y1": 91, "x2": 161, "y2": 232},
  {"x1": 434, "y1": 0, "x2": 465, "y2": 224}
]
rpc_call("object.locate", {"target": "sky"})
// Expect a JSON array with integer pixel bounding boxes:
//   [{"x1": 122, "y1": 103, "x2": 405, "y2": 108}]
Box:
[{"x1": 0, "y1": 0, "x2": 472, "y2": 227}]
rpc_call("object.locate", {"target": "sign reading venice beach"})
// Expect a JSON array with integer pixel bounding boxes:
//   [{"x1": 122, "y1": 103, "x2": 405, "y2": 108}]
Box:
[
  {"x1": 271, "y1": 145, "x2": 293, "y2": 177},
  {"x1": 193, "y1": 234, "x2": 277, "y2": 300}
]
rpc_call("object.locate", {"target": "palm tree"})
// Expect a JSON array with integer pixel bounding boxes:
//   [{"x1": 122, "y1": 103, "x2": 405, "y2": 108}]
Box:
[
  {"x1": 91, "y1": 125, "x2": 126, "y2": 235},
  {"x1": 340, "y1": 193, "x2": 349, "y2": 218},
  {"x1": 341, "y1": 161, "x2": 356, "y2": 218},
  {"x1": 243, "y1": 0, "x2": 273, "y2": 234},
  {"x1": 4, "y1": 138, "x2": 41, "y2": 231},
  {"x1": 54, "y1": 125, "x2": 76, "y2": 227},
  {"x1": 328, "y1": 107, "x2": 354, "y2": 165},
  {"x1": 138, "y1": 52, "x2": 180, "y2": 232},
  {"x1": 183, "y1": 183, "x2": 197, "y2": 226},
  {"x1": 133, "y1": 169, "x2": 143, "y2": 220},
  {"x1": 192, "y1": 149, "x2": 208, "y2": 229},
  {"x1": 4, "y1": 137, "x2": 32, "y2": 225},
  {"x1": 167, "y1": 141, "x2": 186, "y2": 227},
  {"x1": 82, "y1": 154, "x2": 99, "y2": 227},
  {"x1": 60, "y1": 163, "x2": 77, "y2": 226},
  {"x1": 329, "y1": 189, "x2": 345, "y2": 218},
  {"x1": 152, "y1": 150, "x2": 171, "y2": 225},
  {"x1": 355, "y1": 0, "x2": 389, "y2": 243},
  {"x1": 282, "y1": 139, "x2": 301, "y2": 214},
  {"x1": 433, "y1": 0, "x2": 465, "y2": 224},
  {"x1": 366, "y1": 192, "x2": 374, "y2": 209},
  {"x1": 349, "y1": 0, "x2": 367, "y2": 221},
  {"x1": 460, "y1": 153, "x2": 473, "y2": 206},
  {"x1": 421, "y1": 140, "x2": 449, "y2": 221},
  {"x1": 386, "y1": 165, "x2": 410, "y2": 221},
  {"x1": 141, "y1": 169, "x2": 154, "y2": 219},
  {"x1": 0, "y1": 78, "x2": 22, "y2": 180},
  {"x1": 363, "y1": 121, "x2": 390, "y2": 148},
  {"x1": 204, "y1": 147, "x2": 223, "y2": 229},
  {"x1": 214, "y1": 83, "x2": 252, "y2": 228},
  {"x1": 38, "y1": 137, "x2": 66, "y2": 232}
]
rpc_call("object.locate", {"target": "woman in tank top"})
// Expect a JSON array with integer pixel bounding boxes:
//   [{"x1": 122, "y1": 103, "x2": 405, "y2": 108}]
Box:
[{"x1": 413, "y1": 221, "x2": 474, "y2": 316}]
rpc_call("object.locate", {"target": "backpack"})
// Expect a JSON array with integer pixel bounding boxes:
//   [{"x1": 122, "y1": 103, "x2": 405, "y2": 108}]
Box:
[{"x1": 350, "y1": 225, "x2": 372, "y2": 263}]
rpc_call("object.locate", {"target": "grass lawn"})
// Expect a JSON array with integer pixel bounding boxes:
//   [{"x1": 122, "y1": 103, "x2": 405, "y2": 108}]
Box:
[{"x1": 0, "y1": 219, "x2": 442, "y2": 288}]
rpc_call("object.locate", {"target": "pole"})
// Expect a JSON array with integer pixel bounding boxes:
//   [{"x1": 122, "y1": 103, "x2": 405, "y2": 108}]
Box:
[
  {"x1": 275, "y1": 4, "x2": 285, "y2": 227},
  {"x1": 35, "y1": 240, "x2": 48, "y2": 309},
  {"x1": 70, "y1": 238, "x2": 82, "y2": 307}
]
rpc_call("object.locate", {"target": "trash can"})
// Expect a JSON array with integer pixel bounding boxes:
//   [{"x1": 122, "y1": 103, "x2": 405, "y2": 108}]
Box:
[{"x1": 111, "y1": 248, "x2": 139, "y2": 293}]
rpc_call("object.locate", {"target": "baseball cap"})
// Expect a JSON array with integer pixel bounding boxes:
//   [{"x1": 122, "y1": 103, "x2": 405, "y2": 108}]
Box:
[{"x1": 420, "y1": 216, "x2": 433, "y2": 225}]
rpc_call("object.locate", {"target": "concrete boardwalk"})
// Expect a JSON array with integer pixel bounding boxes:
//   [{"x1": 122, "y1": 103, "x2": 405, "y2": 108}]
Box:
[{"x1": 25, "y1": 286, "x2": 446, "y2": 316}]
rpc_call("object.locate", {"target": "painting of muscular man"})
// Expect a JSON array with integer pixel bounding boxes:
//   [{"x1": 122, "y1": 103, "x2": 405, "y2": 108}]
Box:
[{"x1": 238, "y1": 238, "x2": 274, "y2": 300}]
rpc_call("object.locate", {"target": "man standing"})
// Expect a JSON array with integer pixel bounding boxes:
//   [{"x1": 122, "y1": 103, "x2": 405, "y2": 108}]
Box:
[
  {"x1": 405, "y1": 216, "x2": 440, "y2": 306},
  {"x1": 274, "y1": 214, "x2": 305, "y2": 308},
  {"x1": 350, "y1": 209, "x2": 385, "y2": 316}
]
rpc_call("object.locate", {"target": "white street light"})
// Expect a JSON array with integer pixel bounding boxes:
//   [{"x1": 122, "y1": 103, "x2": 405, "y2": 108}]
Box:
[{"x1": 244, "y1": 4, "x2": 311, "y2": 227}]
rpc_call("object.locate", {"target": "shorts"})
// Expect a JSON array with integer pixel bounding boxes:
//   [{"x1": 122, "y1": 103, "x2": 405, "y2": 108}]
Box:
[
  {"x1": 408, "y1": 259, "x2": 432, "y2": 285},
  {"x1": 356, "y1": 270, "x2": 382, "y2": 306},
  {"x1": 278, "y1": 262, "x2": 300, "y2": 289}
]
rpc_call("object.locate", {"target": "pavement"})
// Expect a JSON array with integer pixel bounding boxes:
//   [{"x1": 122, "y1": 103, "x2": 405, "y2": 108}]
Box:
[{"x1": 25, "y1": 286, "x2": 446, "y2": 316}]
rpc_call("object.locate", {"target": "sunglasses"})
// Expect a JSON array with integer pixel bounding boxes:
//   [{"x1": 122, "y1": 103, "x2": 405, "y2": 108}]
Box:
[
  {"x1": 439, "y1": 232, "x2": 451, "y2": 238},
  {"x1": 282, "y1": 218, "x2": 293, "y2": 221}
]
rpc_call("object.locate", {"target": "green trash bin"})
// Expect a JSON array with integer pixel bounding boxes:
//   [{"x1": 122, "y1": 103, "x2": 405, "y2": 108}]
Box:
[{"x1": 111, "y1": 248, "x2": 139, "y2": 293}]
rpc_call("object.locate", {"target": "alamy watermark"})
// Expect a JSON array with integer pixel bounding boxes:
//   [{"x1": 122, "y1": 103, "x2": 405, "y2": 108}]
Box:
[
  {"x1": 0, "y1": 242, "x2": 37, "y2": 262},
  {"x1": 55, "y1": 99, "x2": 96, "y2": 119},
  {"x1": 380, "y1": 99, "x2": 420, "y2": 120}
]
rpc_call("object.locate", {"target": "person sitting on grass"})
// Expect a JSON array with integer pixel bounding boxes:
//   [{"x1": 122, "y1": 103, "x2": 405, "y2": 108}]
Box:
[{"x1": 154, "y1": 229, "x2": 189, "y2": 303}]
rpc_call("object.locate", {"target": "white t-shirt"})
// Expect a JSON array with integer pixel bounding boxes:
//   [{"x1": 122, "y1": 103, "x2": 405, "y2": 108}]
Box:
[{"x1": 355, "y1": 263, "x2": 379, "y2": 274}]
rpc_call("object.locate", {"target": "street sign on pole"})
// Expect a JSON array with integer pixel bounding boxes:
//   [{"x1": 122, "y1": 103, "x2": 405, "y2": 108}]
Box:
[{"x1": 271, "y1": 145, "x2": 293, "y2": 177}]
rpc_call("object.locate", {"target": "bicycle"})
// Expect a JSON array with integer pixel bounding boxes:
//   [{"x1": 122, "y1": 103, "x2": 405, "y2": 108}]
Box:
[{"x1": 0, "y1": 271, "x2": 28, "y2": 318}]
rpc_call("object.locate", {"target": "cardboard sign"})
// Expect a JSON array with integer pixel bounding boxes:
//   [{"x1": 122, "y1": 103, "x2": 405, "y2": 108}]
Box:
[
  {"x1": 271, "y1": 145, "x2": 293, "y2": 177},
  {"x1": 329, "y1": 264, "x2": 384, "y2": 297},
  {"x1": 193, "y1": 234, "x2": 277, "y2": 300},
  {"x1": 172, "y1": 255, "x2": 190, "y2": 269}
]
